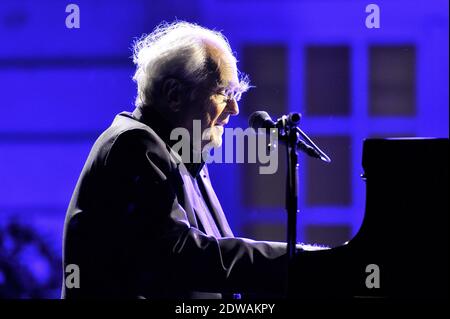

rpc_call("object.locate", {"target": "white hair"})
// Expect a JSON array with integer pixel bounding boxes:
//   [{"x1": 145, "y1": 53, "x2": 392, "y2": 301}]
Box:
[{"x1": 132, "y1": 21, "x2": 249, "y2": 108}]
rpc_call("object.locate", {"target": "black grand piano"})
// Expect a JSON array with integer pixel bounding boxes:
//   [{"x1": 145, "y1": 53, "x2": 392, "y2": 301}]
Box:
[{"x1": 291, "y1": 138, "x2": 449, "y2": 300}]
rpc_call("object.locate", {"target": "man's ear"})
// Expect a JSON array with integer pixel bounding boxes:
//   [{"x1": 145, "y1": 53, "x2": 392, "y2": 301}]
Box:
[{"x1": 162, "y1": 78, "x2": 183, "y2": 112}]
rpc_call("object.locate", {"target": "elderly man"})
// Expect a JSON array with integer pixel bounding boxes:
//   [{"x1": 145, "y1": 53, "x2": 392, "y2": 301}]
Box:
[{"x1": 62, "y1": 21, "x2": 292, "y2": 299}]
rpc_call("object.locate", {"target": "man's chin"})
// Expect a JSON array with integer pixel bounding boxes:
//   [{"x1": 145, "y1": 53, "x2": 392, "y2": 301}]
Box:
[
  {"x1": 202, "y1": 126, "x2": 224, "y2": 149},
  {"x1": 211, "y1": 136, "x2": 223, "y2": 148},
  {"x1": 206, "y1": 134, "x2": 223, "y2": 148}
]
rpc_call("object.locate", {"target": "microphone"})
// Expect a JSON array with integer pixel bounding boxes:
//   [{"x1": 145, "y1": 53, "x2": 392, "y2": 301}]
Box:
[
  {"x1": 248, "y1": 111, "x2": 300, "y2": 130},
  {"x1": 248, "y1": 111, "x2": 331, "y2": 163},
  {"x1": 248, "y1": 111, "x2": 278, "y2": 130}
]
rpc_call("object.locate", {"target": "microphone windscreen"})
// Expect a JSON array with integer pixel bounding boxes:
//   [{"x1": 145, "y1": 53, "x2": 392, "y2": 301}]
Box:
[{"x1": 248, "y1": 111, "x2": 272, "y2": 129}]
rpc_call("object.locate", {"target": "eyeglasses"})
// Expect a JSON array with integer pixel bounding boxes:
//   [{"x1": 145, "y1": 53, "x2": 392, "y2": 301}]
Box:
[{"x1": 216, "y1": 88, "x2": 243, "y2": 103}]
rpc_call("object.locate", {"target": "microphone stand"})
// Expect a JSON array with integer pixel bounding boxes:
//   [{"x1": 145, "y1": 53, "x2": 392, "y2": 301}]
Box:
[
  {"x1": 285, "y1": 123, "x2": 299, "y2": 298},
  {"x1": 274, "y1": 114, "x2": 300, "y2": 298},
  {"x1": 251, "y1": 110, "x2": 330, "y2": 297},
  {"x1": 275, "y1": 113, "x2": 330, "y2": 298}
]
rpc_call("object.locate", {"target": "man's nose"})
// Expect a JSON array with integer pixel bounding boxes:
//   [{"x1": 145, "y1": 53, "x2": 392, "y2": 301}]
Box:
[{"x1": 227, "y1": 99, "x2": 239, "y2": 116}]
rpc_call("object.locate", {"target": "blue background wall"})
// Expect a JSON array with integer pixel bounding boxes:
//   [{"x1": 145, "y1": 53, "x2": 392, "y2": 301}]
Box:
[{"x1": 0, "y1": 0, "x2": 448, "y2": 298}]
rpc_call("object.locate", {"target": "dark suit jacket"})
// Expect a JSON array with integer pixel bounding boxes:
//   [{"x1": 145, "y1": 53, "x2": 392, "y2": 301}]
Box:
[{"x1": 62, "y1": 107, "x2": 288, "y2": 299}]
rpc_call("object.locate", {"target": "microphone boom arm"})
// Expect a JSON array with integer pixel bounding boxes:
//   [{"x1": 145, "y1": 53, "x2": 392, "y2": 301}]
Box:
[{"x1": 295, "y1": 127, "x2": 331, "y2": 163}]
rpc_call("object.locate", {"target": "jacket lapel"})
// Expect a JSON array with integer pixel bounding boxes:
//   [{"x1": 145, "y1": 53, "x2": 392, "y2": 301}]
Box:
[
  {"x1": 197, "y1": 166, "x2": 234, "y2": 238},
  {"x1": 178, "y1": 162, "x2": 221, "y2": 237}
]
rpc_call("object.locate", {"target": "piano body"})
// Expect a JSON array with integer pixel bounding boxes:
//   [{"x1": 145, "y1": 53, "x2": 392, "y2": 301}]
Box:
[{"x1": 291, "y1": 138, "x2": 449, "y2": 299}]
